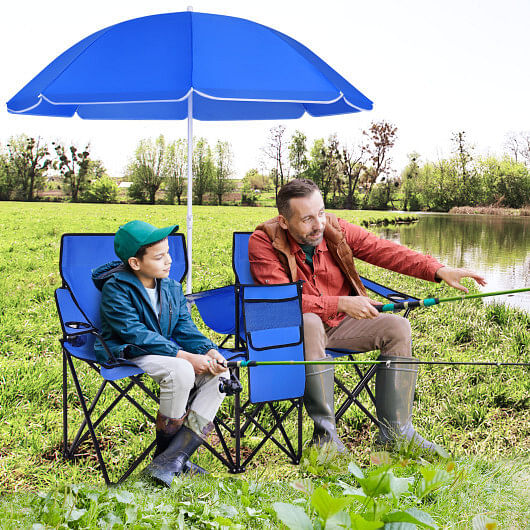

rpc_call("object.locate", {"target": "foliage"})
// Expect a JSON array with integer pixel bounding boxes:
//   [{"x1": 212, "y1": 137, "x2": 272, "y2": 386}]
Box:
[
  {"x1": 193, "y1": 137, "x2": 215, "y2": 205},
  {"x1": 53, "y1": 142, "x2": 91, "y2": 203},
  {"x1": 403, "y1": 154, "x2": 530, "y2": 211},
  {"x1": 361, "y1": 121, "x2": 398, "y2": 206},
  {"x1": 401, "y1": 153, "x2": 422, "y2": 211},
  {"x1": 6, "y1": 135, "x2": 51, "y2": 201},
  {"x1": 476, "y1": 156, "x2": 530, "y2": 209},
  {"x1": 275, "y1": 452, "x2": 456, "y2": 529},
  {"x1": 289, "y1": 130, "x2": 308, "y2": 178},
  {"x1": 213, "y1": 140, "x2": 235, "y2": 205},
  {"x1": 81, "y1": 175, "x2": 119, "y2": 203},
  {"x1": 165, "y1": 139, "x2": 187, "y2": 205},
  {"x1": 127, "y1": 135, "x2": 166, "y2": 204}
]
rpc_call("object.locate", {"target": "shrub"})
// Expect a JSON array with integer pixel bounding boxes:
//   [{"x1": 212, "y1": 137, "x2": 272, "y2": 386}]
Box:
[{"x1": 81, "y1": 176, "x2": 119, "y2": 203}]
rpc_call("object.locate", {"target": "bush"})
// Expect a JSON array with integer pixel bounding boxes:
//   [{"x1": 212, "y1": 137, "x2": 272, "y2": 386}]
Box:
[{"x1": 81, "y1": 176, "x2": 118, "y2": 203}]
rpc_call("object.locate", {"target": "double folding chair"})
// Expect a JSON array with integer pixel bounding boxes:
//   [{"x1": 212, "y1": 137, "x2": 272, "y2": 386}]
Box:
[
  {"x1": 56, "y1": 232, "x2": 306, "y2": 482},
  {"x1": 230, "y1": 232, "x2": 420, "y2": 435}
]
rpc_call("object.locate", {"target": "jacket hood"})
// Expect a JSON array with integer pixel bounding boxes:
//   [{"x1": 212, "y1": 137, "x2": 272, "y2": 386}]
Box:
[{"x1": 92, "y1": 260, "x2": 127, "y2": 291}]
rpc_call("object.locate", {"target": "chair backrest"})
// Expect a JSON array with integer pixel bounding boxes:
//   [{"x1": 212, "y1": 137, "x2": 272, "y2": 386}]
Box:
[
  {"x1": 60, "y1": 233, "x2": 187, "y2": 328},
  {"x1": 241, "y1": 282, "x2": 305, "y2": 403},
  {"x1": 233, "y1": 232, "x2": 253, "y2": 284}
]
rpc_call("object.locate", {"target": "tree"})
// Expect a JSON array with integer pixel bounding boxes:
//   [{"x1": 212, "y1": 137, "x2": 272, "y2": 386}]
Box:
[
  {"x1": 53, "y1": 142, "x2": 91, "y2": 202},
  {"x1": 127, "y1": 135, "x2": 166, "y2": 204},
  {"x1": 401, "y1": 152, "x2": 421, "y2": 211},
  {"x1": 0, "y1": 149, "x2": 18, "y2": 200},
  {"x1": 361, "y1": 121, "x2": 398, "y2": 205},
  {"x1": 339, "y1": 142, "x2": 364, "y2": 209},
  {"x1": 504, "y1": 131, "x2": 530, "y2": 167},
  {"x1": 213, "y1": 140, "x2": 235, "y2": 205},
  {"x1": 263, "y1": 125, "x2": 289, "y2": 198},
  {"x1": 288, "y1": 130, "x2": 308, "y2": 178},
  {"x1": 7, "y1": 135, "x2": 51, "y2": 201},
  {"x1": 304, "y1": 138, "x2": 326, "y2": 195},
  {"x1": 193, "y1": 138, "x2": 214, "y2": 205},
  {"x1": 165, "y1": 139, "x2": 187, "y2": 205}
]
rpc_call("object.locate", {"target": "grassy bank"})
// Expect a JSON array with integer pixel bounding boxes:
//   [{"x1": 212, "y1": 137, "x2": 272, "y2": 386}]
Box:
[
  {"x1": 0, "y1": 202, "x2": 528, "y2": 527},
  {"x1": 449, "y1": 205, "x2": 530, "y2": 216}
]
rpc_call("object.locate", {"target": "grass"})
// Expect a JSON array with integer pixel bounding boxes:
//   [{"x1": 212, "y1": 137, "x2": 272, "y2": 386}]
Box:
[{"x1": 0, "y1": 201, "x2": 529, "y2": 528}]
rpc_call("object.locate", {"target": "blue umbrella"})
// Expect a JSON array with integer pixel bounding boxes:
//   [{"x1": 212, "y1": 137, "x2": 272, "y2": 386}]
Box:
[{"x1": 7, "y1": 9, "x2": 373, "y2": 290}]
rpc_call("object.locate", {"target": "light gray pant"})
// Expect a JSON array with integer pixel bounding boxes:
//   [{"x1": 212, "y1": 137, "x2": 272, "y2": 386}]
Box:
[
  {"x1": 133, "y1": 354, "x2": 229, "y2": 427},
  {"x1": 303, "y1": 313, "x2": 412, "y2": 360}
]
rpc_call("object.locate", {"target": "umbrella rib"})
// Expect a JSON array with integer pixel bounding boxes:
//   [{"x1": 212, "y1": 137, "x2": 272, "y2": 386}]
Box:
[{"x1": 36, "y1": 90, "x2": 347, "y2": 107}]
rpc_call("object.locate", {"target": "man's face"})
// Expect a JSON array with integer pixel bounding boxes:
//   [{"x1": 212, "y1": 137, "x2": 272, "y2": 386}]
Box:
[
  {"x1": 128, "y1": 239, "x2": 172, "y2": 288},
  {"x1": 278, "y1": 190, "x2": 326, "y2": 247}
]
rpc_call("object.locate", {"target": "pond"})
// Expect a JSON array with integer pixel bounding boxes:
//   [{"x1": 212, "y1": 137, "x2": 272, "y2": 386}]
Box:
[{"x1": 373, "y1": 213, "x2": 530, "y2": 313}]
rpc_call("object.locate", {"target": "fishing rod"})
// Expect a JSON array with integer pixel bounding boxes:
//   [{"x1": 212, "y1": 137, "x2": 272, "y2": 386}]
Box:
[
  {"x1": 226, "y1": 359, "x2": 530, "y2": 368},
  {"x1": 376, "y1": 287, "x2": 530, "y2": 313}
]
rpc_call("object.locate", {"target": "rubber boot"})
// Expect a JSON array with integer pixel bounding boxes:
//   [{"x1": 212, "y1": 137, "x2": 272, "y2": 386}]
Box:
[
  {"x1": 304, "y1": 357, "x2": 346, "y2": 453},
  {"x1": 153, "y1": 411, "x2": 207, "y2": 476},
  {"x1": 375, "y1": 355, "x2": 442, "y2": 455},
  {"x1": 145, "y1": 425, "x2": 207, "y2": 487}
]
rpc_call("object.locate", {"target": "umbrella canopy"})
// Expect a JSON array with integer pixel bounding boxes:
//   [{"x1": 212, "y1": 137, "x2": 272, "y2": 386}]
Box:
[{"x1": 7, "y1": 10, "x2": 373, "y2": 289}]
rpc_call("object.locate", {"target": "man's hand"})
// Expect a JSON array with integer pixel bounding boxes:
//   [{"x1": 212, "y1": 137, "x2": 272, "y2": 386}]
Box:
[
  {"x1": 337, "y1": 296, "x2": 381, "y2": 319},
  {"x1": 435, "y1": 266, "x2": 487, "y2": 293},
  {"x1": 177, "y1": 350, "x2": 226, "y2": 375}
]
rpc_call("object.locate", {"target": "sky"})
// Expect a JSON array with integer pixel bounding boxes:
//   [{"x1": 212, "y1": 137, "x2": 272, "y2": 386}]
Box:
[{"x1": 1, "y1": 0, "x2": 529, "y2": 179}]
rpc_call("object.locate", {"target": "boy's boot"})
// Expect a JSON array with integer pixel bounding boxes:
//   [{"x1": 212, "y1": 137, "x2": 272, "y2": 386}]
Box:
[
  {"x1": 375, "y1": 355, "x2": 442, "y2": 454},
  {"x1": 304, "y1": 357, "x2": 346, "y2": 453},
  {"x1": 145, "y1": 423, "x2": 211, "y2": 487},
  {"x1": 153, "y1": 412, "x2": 207, "y2": 475}
]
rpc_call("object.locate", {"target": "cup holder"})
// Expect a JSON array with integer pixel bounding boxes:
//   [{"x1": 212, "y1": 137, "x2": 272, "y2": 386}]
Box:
[
  {"x1": 65, "y1": 321, "x2": 91, "y2": 330},
  {"x1": 386, "y1": 294, "x2": 408, "y2": 302}
]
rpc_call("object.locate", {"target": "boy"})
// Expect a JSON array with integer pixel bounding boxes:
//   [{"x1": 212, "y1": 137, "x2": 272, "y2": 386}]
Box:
[{"x1": 92, "y1": 220, "x2": 229, "y2": 486}]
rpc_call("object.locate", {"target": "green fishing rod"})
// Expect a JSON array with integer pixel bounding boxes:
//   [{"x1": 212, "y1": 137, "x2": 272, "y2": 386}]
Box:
[
  {"x1": 226, "y1": 359, "x2": 530, "y2": 368},
  {"x1": 376, "y1": 287, "x2": 530, "y2": 313}
]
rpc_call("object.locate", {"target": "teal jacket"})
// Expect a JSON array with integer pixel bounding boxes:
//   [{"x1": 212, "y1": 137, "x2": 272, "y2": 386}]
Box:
[{"x1": 91, "y1": 261, "x2": 217, "y2": 364}]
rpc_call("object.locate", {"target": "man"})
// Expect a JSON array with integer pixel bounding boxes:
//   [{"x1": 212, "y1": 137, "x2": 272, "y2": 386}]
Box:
[{"x1": 248, "y1": 179, "x2": 486, "y2": 453}]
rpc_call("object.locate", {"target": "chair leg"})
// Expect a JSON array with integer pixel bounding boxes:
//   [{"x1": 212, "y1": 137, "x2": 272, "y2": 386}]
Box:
[
  {"x1": 62, "y1": 349, "x2": 69, "y2": 459},
  {"x1": 66, "y1": 353, "x2": 111, "y2": 485}
]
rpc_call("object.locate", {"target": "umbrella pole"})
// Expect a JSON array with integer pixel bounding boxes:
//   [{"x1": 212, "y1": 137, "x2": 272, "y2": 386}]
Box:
[{"x1": 186, "y1": 92, "x2": 193, "y2": 294}]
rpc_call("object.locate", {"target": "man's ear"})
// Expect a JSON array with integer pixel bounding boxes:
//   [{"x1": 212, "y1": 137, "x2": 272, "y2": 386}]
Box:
[
  {"x1": 128, "y1": 257, "x2": 140, "y2": 271},
  {"x1": 278, "y1": 215, "x2": 289, "y2": 230}
]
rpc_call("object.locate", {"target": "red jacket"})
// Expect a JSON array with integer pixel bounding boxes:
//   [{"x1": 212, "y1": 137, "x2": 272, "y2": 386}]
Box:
[{"x1": 249, "y1": 213, "x2": 444, "y2": 327}]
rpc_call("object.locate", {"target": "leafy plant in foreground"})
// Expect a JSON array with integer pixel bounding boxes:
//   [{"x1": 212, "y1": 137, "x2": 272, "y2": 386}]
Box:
[{"x1": 274, "y1": 452, "x2": 471, "y2": 529}]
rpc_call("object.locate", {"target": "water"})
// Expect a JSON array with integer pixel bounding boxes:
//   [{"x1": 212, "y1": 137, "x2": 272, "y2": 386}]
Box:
[{"x1": 374, "y1": 214, "x2": 530, "y2": 313}]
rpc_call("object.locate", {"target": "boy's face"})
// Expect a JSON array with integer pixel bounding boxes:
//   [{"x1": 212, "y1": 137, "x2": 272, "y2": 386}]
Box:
[{"x1": 128, "y1": 239, "x2": 172, "y2": 288}]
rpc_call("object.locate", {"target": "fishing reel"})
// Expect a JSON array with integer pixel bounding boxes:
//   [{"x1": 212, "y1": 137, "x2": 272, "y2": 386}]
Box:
[{"x1": 219, "y1": 372, "x2": 243, "y2": 395}]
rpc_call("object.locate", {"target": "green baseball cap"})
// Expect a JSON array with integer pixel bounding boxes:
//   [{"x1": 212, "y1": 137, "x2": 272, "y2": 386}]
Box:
[{"x1": 114, "y1": 220, "x2": 179, "y2": 262}]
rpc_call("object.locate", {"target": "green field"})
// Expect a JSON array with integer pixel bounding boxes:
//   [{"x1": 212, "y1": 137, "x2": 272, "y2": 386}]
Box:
[{"x1": 0, "y1": 201, "x2": 528, "y2": 528}]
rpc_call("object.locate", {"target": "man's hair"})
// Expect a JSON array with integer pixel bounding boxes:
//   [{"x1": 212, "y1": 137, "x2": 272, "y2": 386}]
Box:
[{"x1": 276, "y1": 178, "x2": 320, "y2": 218}]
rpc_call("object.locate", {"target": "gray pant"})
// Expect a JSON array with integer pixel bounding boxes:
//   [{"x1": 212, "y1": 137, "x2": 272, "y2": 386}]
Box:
[
  {"x1": 133, "y1": 355, "x2": 229, "y2": 426},
  {"x1": 303, "y1": 313, "x2": 412, "y2": 360}
]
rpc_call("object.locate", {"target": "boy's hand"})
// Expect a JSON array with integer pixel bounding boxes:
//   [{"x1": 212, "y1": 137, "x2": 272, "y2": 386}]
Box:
[{"x1": 206, "y1": 349, "x2": 228, "y2": 375}]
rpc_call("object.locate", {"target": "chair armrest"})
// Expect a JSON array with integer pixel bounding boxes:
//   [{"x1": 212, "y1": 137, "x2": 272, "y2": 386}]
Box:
[
  {"x1": 359, "y1": 275, "x2": 419, "y2": 304},
  {"x1": 187, "y1": 285, "x2": 238, "y2": 335},
  {"x1": 55, "y1": 288, "x2": 96, "y2": 337}
]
